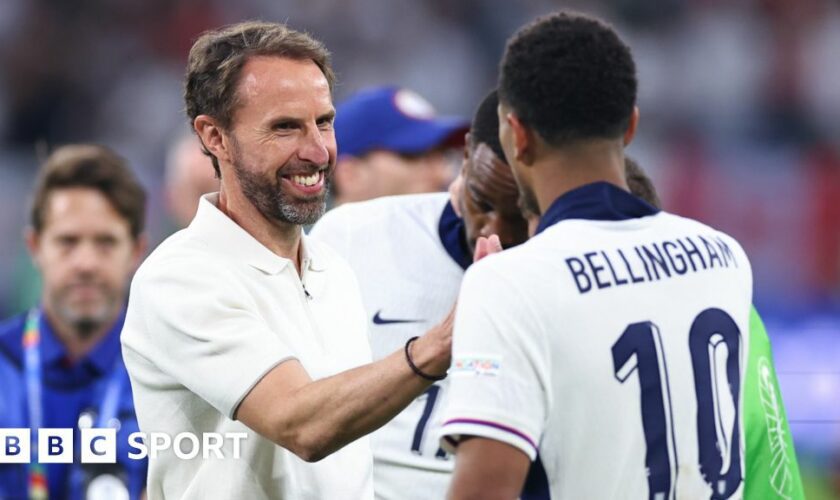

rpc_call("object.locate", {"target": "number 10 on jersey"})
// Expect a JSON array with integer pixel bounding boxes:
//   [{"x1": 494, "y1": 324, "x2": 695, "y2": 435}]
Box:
[{"x1": 612, "y1": 308, "x2": 743, "y2": 500}]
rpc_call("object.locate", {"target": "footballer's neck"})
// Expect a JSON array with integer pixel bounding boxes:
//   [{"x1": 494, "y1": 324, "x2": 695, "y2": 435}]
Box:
[
  {"x1": 217, "y1": 183, "x2": 302, "y2": 272},
  {"x1": 532, "y1": 139, "x2": 628, "y2": 215}
]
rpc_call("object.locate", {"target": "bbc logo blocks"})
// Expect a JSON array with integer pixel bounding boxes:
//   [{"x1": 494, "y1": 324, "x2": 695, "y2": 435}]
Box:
[
  {"x1": 0, "y1": 429, "x2": 117, "y2": 463},
  {"x1": 0, "y1": 429, "x2": 28, "y2": 463}
]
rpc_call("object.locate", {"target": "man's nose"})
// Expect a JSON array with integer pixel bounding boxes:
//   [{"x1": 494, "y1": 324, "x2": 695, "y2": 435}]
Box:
[
  {"x1": 71, "y1": 241, "x2": 100, "y2": 272},
  {"x1": 298, "y1": 128, "x2": 331, "y2": 166}
]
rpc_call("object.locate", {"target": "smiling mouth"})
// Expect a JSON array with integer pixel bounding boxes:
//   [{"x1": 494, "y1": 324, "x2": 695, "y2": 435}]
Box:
[
  {"x1": 289, "y1": 171, "x2": 321, "y2": 187},
  {"x1": 281, "y1": 169, "x2": 326, "y2": 195}
]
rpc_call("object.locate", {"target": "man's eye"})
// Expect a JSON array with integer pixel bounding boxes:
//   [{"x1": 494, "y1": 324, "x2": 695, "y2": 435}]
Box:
[
  {"x1": 96, "y1": 237, "x2": 118, "y2": 249},
  {"x1": 470, "y1": 192, "x2": 493, "y2": 213},
  {"x1": 273, "y1": 122, "x2": 297, "y2": 131}
]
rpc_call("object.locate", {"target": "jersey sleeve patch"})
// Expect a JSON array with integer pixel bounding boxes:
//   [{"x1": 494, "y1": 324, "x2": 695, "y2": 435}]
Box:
[{"x1": 450, "y1": 355, "x2": 502, "y2": 377}]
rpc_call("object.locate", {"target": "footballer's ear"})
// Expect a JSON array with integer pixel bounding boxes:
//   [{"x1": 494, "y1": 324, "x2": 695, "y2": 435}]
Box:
[
  {"x1": 194, "y1": 115, "x2": 232, "y2": 166},
  {"x1": 623, "y1": 106, "x2": 639, "y2": 146},
  {"x1": 507, "y1": 113, "x2": 536, "y2": 167}
]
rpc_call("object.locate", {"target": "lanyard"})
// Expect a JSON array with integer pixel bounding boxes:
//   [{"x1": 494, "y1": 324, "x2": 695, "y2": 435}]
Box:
[
  {"x1": 22, "y1": 309, "x2": 127, "y2": 500},
  {"x1": 23, "y1": 309, "x2": 47, "y2": 500}
]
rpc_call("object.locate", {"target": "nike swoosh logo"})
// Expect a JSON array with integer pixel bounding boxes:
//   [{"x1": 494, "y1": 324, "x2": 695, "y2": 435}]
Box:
[{"x1": 372, "y1": 310, "x2": 424, "y2": 325}]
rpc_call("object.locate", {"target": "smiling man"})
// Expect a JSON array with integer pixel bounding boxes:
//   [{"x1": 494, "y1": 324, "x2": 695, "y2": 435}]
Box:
[{"x1": 121, "y1": 21, "x2": 453, "y2": 499}]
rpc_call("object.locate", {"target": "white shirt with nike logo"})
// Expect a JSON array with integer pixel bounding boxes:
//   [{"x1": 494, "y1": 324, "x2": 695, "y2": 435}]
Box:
[{"x1": 310, "y1": 193, "x2": 463, "y2": 500}]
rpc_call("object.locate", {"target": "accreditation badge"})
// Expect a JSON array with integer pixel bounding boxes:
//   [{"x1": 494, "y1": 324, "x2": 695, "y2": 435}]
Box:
[{"x1": 85, "y1": 473, "x2": 129, "y2": 500}]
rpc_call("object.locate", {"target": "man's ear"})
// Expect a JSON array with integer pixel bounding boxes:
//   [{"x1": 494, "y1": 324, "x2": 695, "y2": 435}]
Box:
[
  {"x1": 24, "y1": 227, "x2": 41, "y2": 270},
  {"x1": 507, "y1": 113, "x2": 536, "y2": 166},
  {"x1": 623, "y1": 106, "x2": 640, "y2": 146},
  {"x1": 194, "y1": 115, "x2": 231, "y2": 166}
]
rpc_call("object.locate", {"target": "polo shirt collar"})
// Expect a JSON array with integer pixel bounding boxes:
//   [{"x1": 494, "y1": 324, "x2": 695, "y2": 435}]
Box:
[
  {"x1": 535, "y1": 181, "x2": 660, "y2": 235},
  {"x1": 191, "y1": 194, "x2": 326, "y2": 275},
  {"x1": 39, "y1": 307, "x2": 125, "y2": 374},
  {"x1": 300, "y1": 233, "x2": 326, "y2": 273},
  {"x1": 437, "y1": 200, "x2": 472, "y2": 270}
]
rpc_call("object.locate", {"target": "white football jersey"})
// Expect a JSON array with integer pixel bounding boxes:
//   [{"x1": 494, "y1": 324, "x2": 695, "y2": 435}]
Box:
[
  {"x1": 440, "y1": 183, "x2": 753, "y2": 500},
  {"x1": 310, "y1": 193, "x2": 467, "y2": 500}
]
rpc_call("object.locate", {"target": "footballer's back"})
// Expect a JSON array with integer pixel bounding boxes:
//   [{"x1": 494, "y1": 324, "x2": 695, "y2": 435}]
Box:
[{"x1": 443, "y1": 209, "x2": 752, "y2": 499}]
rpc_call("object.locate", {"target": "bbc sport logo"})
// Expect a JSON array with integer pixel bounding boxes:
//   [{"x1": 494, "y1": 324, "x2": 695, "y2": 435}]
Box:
[{"x1": 0, "y1": 429, "x2": 248, "y2": 463}]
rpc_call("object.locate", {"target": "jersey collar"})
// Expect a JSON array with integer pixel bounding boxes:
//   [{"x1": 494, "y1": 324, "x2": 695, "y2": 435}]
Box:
[
  {"x1": 192, "y1": 194, "x2": 325, "y2": 275},
  {"x1": 535, "y1": 181, "x2": 660, "y2": 235},
  {"x1": 438, "y1": 201, "x2": 472, "y2": 270}
]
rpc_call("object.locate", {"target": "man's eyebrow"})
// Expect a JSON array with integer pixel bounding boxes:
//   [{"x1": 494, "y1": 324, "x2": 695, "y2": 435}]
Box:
[
  {"x1": 268, "y1": 115, "x2": 303, "y2": 125},
  {"x1": 317, "y1": 109, "x2": 336, "y2": 121}
]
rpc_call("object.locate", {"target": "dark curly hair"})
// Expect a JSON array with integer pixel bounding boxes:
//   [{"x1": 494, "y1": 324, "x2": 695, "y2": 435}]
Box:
[
  {"x1": 184, "y1": 21, "x2": 334, "y2": 177},
  {"x1": 499, "y1": 11, "x2": 637, "y2": 147}
]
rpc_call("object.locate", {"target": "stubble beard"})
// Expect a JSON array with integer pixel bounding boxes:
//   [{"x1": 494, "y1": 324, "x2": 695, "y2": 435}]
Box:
[
  {"x1": 231, "y1": 143, "x2": 331, "y2": 226},
  {"x1": 52, "y1": 283, "x2": 118, "y2": 341},
  {"x1": 518, "y1": 182, "x2": 541, "y2": 218}
]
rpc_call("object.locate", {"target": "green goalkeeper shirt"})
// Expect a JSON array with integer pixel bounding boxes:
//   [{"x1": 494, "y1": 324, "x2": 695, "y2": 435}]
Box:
[{"x1": 744, "y1": 307, "x2": 805, "y2": 499}]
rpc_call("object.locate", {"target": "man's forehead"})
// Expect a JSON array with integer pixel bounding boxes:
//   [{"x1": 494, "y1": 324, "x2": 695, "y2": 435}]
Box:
[
  {"x1": 237, "y1": 56, "x2": 332, "y2": 109},
  {"x1": 42, "y1": 189, "x2": 127, "y2": 229},
  {"x1": 465, "y1": 143, "x2": 519, "y2": 201},
  {"x1": 466, "y1": 144, "x2": 507, "y2": 180}
]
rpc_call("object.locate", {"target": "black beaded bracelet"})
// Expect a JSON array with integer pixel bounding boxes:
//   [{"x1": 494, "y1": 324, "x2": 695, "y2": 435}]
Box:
[{"x1": 404, "y1": 336, "x2": 447, "y2": 381}]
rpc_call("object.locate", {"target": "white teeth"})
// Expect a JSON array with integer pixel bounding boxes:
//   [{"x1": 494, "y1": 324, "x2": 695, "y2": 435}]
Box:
[{"x1": 291, "y1": 172, "x2": 320, "y2": 187}]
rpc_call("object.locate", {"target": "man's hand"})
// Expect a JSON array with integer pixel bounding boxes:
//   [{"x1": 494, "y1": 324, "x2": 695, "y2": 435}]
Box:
[
  {"x1": 409, "y1": 306, "x2": 454, "y2": 378},
  {"x1": 410, "y1": 233, "x2": 502, "y2": 386},
  {"x1": 473, "y1": 234, "x2": 502, "y2": 262}
]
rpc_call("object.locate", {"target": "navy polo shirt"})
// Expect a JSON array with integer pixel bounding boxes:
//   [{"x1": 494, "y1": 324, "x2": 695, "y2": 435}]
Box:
[{"x1": 0, "y1": 308, "x2": 147, "y2": 500}]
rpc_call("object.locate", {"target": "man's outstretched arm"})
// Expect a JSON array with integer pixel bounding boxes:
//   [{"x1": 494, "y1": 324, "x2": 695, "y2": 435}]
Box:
[{"x1": 236, "y1": 310, "x2": 453, "y2": 462}]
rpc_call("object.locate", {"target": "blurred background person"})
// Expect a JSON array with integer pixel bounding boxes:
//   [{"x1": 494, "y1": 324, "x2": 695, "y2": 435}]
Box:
[
  {"x1": 0, "y1": 145, "x2": 148, "y2": 499},
  {"x1": 163, "y1": 131, "x2": 218, "y2": 229},
  {"x1": 331, "y1": 86, "x2": 468, "y2": 205}
]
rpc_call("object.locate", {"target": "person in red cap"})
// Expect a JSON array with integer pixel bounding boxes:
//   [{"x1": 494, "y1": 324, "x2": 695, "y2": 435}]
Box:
[{"x1": 332, "y1": 86, "x2": 468, "y2": 205}]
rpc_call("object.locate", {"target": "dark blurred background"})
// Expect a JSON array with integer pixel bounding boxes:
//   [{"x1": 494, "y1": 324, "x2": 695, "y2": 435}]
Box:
[{"x1": 0, "y1": 0, "x2": 837, "y2": 497}]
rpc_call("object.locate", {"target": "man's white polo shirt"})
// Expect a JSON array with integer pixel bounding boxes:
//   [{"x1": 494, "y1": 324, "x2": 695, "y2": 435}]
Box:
[{"x1": 121, "y1": 194, "x2": 374, "y2": 500}]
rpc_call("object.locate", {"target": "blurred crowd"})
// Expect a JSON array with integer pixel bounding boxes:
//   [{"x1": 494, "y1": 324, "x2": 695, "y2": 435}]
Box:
[
  {"x1": 0, "y1": 0, "x2": 838, "y2": 497},
  {"x1": 1, "y1": 0, "x2": 839, "y2": 312}
]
